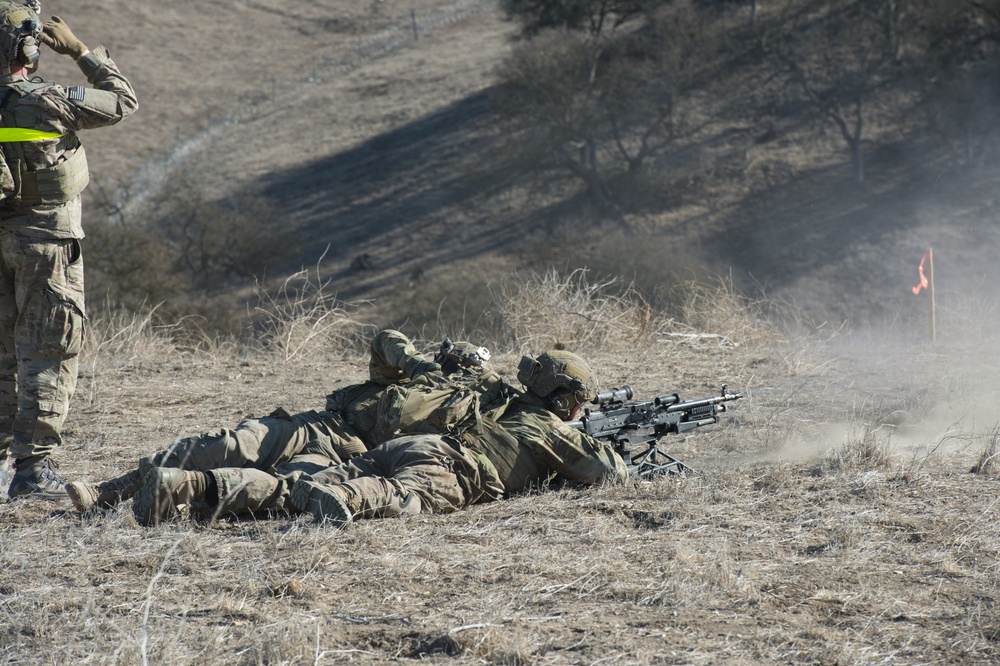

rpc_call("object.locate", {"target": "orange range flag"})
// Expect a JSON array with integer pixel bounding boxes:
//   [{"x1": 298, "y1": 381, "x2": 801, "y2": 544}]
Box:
[{"x1": 912, "y1": 250, "x2": 931, "y2": 295}]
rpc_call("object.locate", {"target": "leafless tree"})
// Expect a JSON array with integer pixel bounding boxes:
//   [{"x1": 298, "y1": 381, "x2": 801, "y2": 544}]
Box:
[
  {"x1": 496, "y1": 3, "x2": 710, "y2": 221},
  {"x1": 768, "y1": 0, "x2": 905, "y2": 185}
]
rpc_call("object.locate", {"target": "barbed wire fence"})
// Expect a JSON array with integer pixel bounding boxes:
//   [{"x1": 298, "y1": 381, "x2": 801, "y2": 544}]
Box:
[{"x1": 120, "y1": 0, "x2": 500, "y2": 218}]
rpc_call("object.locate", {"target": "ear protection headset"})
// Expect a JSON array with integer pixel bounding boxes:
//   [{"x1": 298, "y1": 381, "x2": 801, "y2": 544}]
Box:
[{"x1": 0, "y1": 1, "x2": 42, "y2": 74}]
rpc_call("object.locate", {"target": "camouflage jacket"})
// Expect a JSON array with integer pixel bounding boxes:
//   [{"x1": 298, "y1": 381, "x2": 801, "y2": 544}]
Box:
[
  {"x1": 0, "y1": 46, "x2": 138, "y2": 238},
  {"x1": 459, "y1": 398, "x2": 629, "y2": 496}
]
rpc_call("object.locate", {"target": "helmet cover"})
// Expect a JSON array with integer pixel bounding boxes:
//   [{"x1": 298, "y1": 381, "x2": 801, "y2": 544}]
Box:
[
  {"x1": 434, "y1": 338, "x2": 493, "y2": 377},
  {"x1": 517, "y1": 350, "x2": 595, "y2": 403},
  {"x1": 0, "y1": 1, "x2": 41, "y2": 72}
]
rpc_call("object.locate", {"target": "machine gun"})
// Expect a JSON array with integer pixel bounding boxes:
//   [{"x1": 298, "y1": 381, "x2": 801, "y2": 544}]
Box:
[{"x1": 567, "y1": 385, "x2": 744, "y2": 478}]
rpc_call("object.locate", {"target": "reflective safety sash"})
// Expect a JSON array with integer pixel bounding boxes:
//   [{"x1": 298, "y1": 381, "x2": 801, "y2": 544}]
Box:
[{"x1": 0, "y1": 128, "x2": 64, "y2": 142}]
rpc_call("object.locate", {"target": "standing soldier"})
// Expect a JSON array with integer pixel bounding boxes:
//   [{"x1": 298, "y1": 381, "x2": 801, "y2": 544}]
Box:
[{"x1": 0, "y1": 2, "x2": 137, "y2": 500}]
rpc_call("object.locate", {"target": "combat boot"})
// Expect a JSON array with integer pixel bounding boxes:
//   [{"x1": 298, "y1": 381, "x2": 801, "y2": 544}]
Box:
[
  {"x1": 66, "y1": 469, "x2": 142, "y2": 513},
  {"x1": 133, "y1": 466, "x2": 209, "y2": 527},
  {"x1": 7, "y1": 456, "x2": 69, "y2": 500},
  {"x1": 0, "y1": 457, "x2": 11, "y2": 503},
  {"x1": 290, "y1": 479, "x2": 353, "y2": 528}
]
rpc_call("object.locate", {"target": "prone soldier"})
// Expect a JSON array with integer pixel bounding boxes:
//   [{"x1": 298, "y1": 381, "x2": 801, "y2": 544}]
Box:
[
  {"x1": 133, "y1": 349, "x2": 628, "y2": 527},
  {"x1": 65, "y1": 330, "x2": 502, "y2": 513}
]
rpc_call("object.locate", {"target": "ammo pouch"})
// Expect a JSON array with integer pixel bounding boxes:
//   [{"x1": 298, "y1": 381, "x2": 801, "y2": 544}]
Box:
[{"x1": 15, "y1": 145, "x2": 89, "y2": 205}]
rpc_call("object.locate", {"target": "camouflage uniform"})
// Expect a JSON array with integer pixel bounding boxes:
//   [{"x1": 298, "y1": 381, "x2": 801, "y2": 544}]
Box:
[
  {"x1": 0, "y1": 23, "x2": 137, "y2": 497},
  {"x1": 145, "y1": 330, "x2": 508, "y2": 477},
  {"x1": 67, "y1": 329, "x2": 449, "y2": 511},
  {"x1": 187, "y1": 396, "x2": 627, "y2": 520},
  {"x1": 143, "y1": 329, "x2": 432, "y2": 475},
  {"x1": 131, "y1": 347, "x2": 627, "y2": 526}
]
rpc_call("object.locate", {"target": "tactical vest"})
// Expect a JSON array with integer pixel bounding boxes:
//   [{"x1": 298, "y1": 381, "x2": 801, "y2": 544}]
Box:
[
  {"x1": 0, "y1": 81, "x2": 89, "y2": 207},
  {"x1": 373, "y1": 382, "x2": 478, "y2": 443},
  {"x1": 449, "y1": 383, "x2": 551, "y2": 494}
]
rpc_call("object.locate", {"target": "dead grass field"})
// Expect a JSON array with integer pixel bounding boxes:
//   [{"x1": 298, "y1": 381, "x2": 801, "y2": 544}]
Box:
[
  {"x1": 3, "y1": 2, "x2": 1000, "y2": 664},
  {"x1": 3, "y1": 276, "x2": 1000, "y2": 665}
]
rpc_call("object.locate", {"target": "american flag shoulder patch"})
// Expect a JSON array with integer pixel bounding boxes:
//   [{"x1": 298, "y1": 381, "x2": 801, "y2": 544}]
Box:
[{"x1": 67, "y1": 86, "x2": 85, "y2": 102}]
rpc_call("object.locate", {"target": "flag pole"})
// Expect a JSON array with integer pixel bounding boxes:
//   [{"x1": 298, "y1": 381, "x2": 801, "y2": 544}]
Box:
[{"x1": 927, "y1": 247, "x2": 936, "y2": 342}]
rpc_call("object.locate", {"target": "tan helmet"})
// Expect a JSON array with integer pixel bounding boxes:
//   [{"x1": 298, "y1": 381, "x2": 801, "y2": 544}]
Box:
[
  {"x1": 517, "y1": 350, "x2": 595, "y2": 419},
  {"x1": 0, "y1": 1, "x2": 41, "y2": 75},
  {"x1": 434, "y1": 338, "x2": 493, "y2": 377}
]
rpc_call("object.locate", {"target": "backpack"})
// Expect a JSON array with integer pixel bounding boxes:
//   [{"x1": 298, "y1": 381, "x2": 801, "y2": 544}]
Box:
[{"x1": 373, "y1": 383, "x2": 480, "y2": 443}]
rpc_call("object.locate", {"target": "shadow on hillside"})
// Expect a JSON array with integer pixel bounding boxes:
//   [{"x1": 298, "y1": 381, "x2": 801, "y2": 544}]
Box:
[
  {"x1": 248, "y1": 79, "x2": 998, "y2": 329},
  {"x1": 252, "y1": 91, "x2": 525, "y2": 277},
  {"x1": 717, "y1": 136, "x2": 960, "y2": 283}
]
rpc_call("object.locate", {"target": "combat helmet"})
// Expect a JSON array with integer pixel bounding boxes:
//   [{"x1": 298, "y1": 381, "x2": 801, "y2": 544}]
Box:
[
  {"x1": 517, "y1": 349, "x2": 595, "y2": 420},
  {"x1": 434, "y1": 338, "x2": 504, "y2": 396},
  {"x1": 434, "y1": 338, "x2": 493, "y2": 377},
  {"x1": 0, "y1": 1, "x2": 41, "y2": 75}
]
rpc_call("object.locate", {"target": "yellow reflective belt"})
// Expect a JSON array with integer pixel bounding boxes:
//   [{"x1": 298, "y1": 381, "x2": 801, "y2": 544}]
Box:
[{"x1": 0, "y1": 128, "x2": 63, "y2": 141}]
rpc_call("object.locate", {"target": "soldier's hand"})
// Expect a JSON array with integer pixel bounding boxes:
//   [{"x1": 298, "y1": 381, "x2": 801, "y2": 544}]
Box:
[
  {"x1": 41, "y1": 16, "x2": 88, "y2": 59},
  {"x1": 405, "y1": 359, "x2": 444, "y2": 385}
]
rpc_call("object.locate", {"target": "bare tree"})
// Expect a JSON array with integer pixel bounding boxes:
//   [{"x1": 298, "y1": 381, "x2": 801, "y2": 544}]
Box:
[
  {"x1": 768, "y1": 0, "x2": 904, "y2": 185},
  {"x1": 495, "y1": 3, "x2": 710, "y2": 221}
]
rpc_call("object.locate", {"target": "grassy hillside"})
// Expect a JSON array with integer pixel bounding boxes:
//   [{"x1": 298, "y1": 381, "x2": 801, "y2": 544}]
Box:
[
  {"x1": 30, "y1": 1, "x2": 998, "y2": 343},
  {"x1": 7, "y1": 5, "x2": 1000, "y2": 660}
]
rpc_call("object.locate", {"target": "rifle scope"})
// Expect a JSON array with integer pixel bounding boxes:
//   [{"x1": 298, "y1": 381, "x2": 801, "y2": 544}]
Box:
[{"x1": 593, "y1": 385, "x2": 633, "y2": 404}]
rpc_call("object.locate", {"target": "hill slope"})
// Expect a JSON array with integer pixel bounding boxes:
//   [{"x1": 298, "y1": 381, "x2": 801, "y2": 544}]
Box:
[
  {"x1": 37, "y1": 0, "x2": 1000, "y2": 336},
  {"x1": 3, "y1": 4, "x2": 1000, "y2": 662}
]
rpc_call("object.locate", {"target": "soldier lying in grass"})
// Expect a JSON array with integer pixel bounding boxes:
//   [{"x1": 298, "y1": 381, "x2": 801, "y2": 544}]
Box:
[
  {"x1": 132, "y1": 350, "x2": 628, "y2": 527},
  {"x1": 66, "y1": 330, "x2": 500, "y2": 513}
]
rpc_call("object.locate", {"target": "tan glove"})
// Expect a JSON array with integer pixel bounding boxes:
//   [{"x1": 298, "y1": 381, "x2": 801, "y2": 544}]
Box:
[{"x1": 41, "y1": 16, "x2": 88, "y2": 59}]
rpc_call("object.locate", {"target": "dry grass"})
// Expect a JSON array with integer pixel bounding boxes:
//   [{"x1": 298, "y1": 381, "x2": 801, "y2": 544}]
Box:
[
  {"x1": 822, "y1": 401, "x2": 899, "y2": 475},
  {"x1": 250, "y1": 263, "x2": 373, "y2": 363},
  {"x1": 5, "y1": 272, "x2": 1000, "y2": 665},
  {"x1": 971, "y1": 425, "x2": 1000, "y2": 477},
  {"x1": 658, "y1": 274, "x2": 774, "y2": 351},
  {"x1": 487, "y1": 268, "x2": 657, "y2": 354}
]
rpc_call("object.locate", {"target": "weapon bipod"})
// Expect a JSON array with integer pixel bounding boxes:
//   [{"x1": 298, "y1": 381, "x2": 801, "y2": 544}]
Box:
[{"x1": 626, "y1": 441, "x2": 699, "y2": 479}]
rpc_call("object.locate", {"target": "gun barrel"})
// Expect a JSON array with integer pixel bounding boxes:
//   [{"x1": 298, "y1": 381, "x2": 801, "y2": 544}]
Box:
[{"x1": 665, "y1": 390, "x2": 743, "y2": 414}]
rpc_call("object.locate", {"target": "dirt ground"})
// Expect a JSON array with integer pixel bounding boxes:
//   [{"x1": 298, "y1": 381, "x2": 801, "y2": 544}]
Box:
[
  {"x1": 3, "y1": 2, "x2": 1000, "y2": 664},
  {"x1": 3, "y1": 303, "x2": 1000, "y2": 664}
]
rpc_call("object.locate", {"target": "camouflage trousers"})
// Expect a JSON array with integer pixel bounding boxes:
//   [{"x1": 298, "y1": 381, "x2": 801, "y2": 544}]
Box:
[
  {"x1": 206, "y1": 434, "x2": 504, "y2": 519},
  {"x1": 152, "y1": 407, "x2": 367, "y2": 477},
  {"x1": 0, "y1": 230, "x2": 85, "y2": 462}
]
